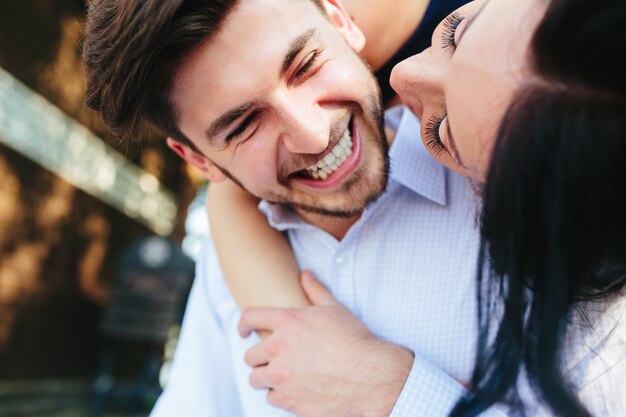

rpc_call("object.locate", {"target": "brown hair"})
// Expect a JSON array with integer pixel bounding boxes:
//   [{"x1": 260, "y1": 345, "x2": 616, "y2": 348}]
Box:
[{"x1": 83, "y1": 0, "x2": 324, "y2": 147}]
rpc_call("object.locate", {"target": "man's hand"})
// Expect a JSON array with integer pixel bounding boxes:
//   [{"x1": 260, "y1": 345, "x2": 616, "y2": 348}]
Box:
[{"x1": 238, "y1": 271, "x2": 414, "y2": 417}]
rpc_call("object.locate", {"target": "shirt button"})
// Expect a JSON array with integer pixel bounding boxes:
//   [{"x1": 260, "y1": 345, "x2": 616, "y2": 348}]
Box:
[{"x1": 335, "y1": 256, "x2": 344, "y2": 264}]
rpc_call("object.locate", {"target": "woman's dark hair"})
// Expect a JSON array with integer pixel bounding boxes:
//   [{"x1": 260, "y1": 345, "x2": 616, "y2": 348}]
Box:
[{"x1": 451, "y1": 0, "x2": 626, "y2": 415}]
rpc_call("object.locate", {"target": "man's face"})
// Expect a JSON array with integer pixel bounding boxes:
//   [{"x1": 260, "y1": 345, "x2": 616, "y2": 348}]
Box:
[{"x1": 170, "y1": 0, "x2": 388, "y2": 217}]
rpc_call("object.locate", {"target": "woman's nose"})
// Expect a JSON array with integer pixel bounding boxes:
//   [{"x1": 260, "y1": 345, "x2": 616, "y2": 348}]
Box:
[{"x1": 390, "y1": 48, "x2": 444, "y2": 119}]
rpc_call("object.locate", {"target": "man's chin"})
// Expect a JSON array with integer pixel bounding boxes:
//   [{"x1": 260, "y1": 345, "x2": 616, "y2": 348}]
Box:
[
  {"x1": 287, "y1": 203, "x2": 364, "y2": 219},
  {"x1": 268, "y1": 179, "x2": 388, "y2": 219}
]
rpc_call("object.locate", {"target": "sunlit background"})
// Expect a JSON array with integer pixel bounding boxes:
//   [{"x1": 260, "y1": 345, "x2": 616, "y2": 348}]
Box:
[{"x1": 0, "y1": 2, "x2": 208, "y2": 415}]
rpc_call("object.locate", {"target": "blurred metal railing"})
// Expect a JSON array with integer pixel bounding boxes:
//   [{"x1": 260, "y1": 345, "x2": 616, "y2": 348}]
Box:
[{"x1": 0, "y1": 66, "x2": 178, "y2": 236}]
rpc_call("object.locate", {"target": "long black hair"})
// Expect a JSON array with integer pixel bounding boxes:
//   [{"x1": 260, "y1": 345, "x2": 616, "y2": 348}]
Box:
[{"x1": 451, "y1": 0, "x2": 626, "y2": 415}]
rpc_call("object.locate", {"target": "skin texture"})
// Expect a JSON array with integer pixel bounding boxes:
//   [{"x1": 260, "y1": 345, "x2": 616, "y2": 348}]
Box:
[
  {"x1": 340, "y1": 0, "x2": 430, "y2": 71},
  {"x1": 169, "y1": 0, "x2": 389, "y2": 222},
  {"x1": 176, "y1": 1, "x2": 414, "y2": 414},
  {"x1": 207, "y1": 181, "x2": 309, "y2": 316},
  {"x1": 181, "y1": 0, "x2": 625, "y2": 415},
  {"x1": 391, "y1": 0, "x2": 546, "y2": 181},
  {"x1": 225, "y1": 0, "x2": 550, "y2": 415},
  {"x1": 239, "y1": 271, "x2": 414, "y2": 417},
  {"x1": 208, "y1": 0, "x2": 425, "y2": 312}
]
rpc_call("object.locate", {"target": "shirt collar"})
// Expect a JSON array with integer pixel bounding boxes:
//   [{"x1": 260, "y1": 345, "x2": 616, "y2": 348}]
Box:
[
  {"x1": 258, "y1": 202, "x2": 309, "y2": 231},
  {"x1": 260, "y1": 105, "x2": 448, "y2": 229},
  {"x1": 387, "y1": 105, "x2": 447, "y2": 206}
]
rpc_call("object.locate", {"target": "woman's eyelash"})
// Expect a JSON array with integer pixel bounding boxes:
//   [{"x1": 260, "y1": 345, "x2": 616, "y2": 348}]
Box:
[
  {"x1": 441, "y1": 11, "x2": 463, "y2": 49},
  {"x1": 423, "y1": 113, "x2": 447, "y2": 156}
]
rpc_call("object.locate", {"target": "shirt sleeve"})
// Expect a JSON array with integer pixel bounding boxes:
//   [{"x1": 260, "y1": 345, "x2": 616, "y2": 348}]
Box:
[
  {"x1": 522, "y1": 340, "x2": 626, "y2": 417},
  {"x1": 391, "y1": 295, "x2": 626, "y2": 417},
  {"x1": 150, "y1": 239, "x2": 243, "y2": 417},
  {"x1": 389, "y1": 354, "x2": 509, "y2": 417},
  {"x1": 560, "y1": 299, "x2": 626, "y2": 417},
  {"x1": 576, "y1": 354, "x2": 626, "y2": 416}
]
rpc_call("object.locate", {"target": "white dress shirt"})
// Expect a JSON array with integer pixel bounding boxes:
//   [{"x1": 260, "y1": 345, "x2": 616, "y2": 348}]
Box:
[
  {"x1": 151, "y1": 105, "x2": 493, "y2": 416},
  {"x1": 509, "y1": 290, "x2": 626, "y2": 417},
  {"x1": 151, "y1": 106, "x2": 625, "y2": 416},
  {"x1": 565, "y1": 290, "x2": 626, "y2": 415}
]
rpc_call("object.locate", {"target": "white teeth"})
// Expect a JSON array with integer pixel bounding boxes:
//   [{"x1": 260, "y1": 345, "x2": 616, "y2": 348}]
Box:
[{"x1": 303, "y1": 125, "x2": 354, "y2": 179}]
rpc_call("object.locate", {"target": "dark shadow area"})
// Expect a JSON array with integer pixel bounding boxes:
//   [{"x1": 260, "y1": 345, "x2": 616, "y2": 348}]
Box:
[{"x1": 0, "y1": 1, "x2": 200, "y2": 416}]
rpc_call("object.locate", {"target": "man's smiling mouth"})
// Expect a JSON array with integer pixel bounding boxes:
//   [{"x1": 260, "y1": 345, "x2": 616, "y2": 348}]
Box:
[
  {"x1": 304, "y1": 129, "x2": 353, "y2": 179},
  {"x1": 292, "y1": 118, "x2": 354, "y2": 180}
]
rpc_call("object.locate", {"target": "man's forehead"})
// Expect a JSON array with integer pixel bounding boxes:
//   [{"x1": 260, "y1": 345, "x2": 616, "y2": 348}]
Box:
[
  {"x1": 171, "y1": 0, "x2": 329, "y2": 137},
  {"x1": 220, "y1": 0, "x2": 324, "y2": 34},
  {"x1": 205, "y1": 0, "x2": 326, "y2": 66}
]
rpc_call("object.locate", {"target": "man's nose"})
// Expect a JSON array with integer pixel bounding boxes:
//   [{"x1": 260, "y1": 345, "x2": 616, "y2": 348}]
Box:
[
  {"x1": 275, "y1": 96, "x2": 330, "y2": 155},
  {"x1": 390, "y1": 48, "x2": 445, "y2": 118}
]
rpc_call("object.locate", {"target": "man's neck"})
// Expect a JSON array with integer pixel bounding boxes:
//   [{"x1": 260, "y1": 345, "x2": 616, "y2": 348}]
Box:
[{"x1": 295, "y1": 209, "x2": 361, "y2": 241}]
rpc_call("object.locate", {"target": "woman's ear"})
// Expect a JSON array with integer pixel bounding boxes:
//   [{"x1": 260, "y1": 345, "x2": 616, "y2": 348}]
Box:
[
  {"x1": 322, "y1": 0, "x2": 366, "y2": 52},
  {"x1": 166, "y1": 137, "x2": 227, "y2": 182}
]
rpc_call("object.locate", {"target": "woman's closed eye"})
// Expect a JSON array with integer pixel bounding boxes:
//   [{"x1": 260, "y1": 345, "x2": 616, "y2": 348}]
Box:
[{"x1": 423, "y1": 113, "x2": 447, "y2": 156}]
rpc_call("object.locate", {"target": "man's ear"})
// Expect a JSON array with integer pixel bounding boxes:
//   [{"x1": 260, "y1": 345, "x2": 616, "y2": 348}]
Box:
[
  {"x1": 322, "y1": 0, "x2": 365, "y2": 52},
  {"x1": 166, "y1": 137, "x2": 227, "y2": 182}
]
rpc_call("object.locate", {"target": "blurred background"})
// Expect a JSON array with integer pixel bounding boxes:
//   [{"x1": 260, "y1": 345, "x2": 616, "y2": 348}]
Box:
[{"x1": 0, "y1": 2, "x2": 208, "y2": 416}]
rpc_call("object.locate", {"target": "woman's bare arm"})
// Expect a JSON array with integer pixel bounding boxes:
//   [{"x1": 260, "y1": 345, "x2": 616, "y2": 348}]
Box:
[{"x1": 207, "y1": 180, "x2": 310, "y2": 310}]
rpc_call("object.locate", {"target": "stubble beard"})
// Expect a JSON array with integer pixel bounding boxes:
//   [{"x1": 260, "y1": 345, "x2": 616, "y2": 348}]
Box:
[
  {"x1": 259, "y1": 95, "x2": 389, "y2": 218},
  {"x1": 214, "y1": 94, "x2": 390, "y2": 218}
]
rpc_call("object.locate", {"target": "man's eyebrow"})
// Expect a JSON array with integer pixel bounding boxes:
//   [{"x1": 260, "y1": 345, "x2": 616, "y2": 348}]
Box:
[
  {"x1": 205, "y1": 102, "x2": 254, "y2": 141},
  {"x1": 280, "y1": 28, "x2": 317, "y2": 77},
  {"x1": 205, "y1": 29, "x2": 317, "y2": 142},
  {"x1": 456, "y1": 0, "x2": 490, "y2": 46}
]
